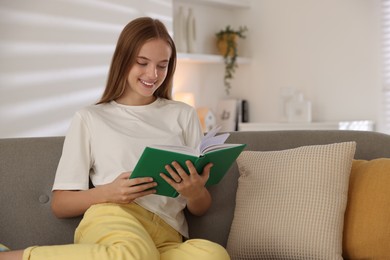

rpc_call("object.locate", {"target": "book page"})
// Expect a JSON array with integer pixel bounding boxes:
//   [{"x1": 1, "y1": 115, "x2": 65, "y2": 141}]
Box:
[
  {"x1": 201, "y1": 143, "x2": 243, "y2": 154},
  {"x1": 199, "y1": 133, "x2": 230, "y2": 154},
  {"x1": 148, "y1": 125, "x2": 230, "y2": 157},
  {"x1": 198, "y1": 125, "x2": 230, "y2": 154},
  {"x1": 148, "y1": 144, "x2": 198, "y2": 156},
  {"x1": 202, "y1": 125, "x2": 221, "y2": 141}
]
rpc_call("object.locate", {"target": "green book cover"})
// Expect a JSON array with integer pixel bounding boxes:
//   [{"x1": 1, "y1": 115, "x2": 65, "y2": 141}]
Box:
[{"x1": 130, "y1": 143, "x2": 246, "y2": 198}]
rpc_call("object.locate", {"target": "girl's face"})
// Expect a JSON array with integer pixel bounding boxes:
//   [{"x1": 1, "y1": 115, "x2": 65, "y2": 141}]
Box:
[{"x1": 122, "y1": 38, "x2": 171, "y2": 105}]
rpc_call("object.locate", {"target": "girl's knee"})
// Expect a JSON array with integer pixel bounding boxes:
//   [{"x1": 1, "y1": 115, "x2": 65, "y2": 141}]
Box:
[
  {"x1": 116, "y1": 244, "x2": 160, "y2": 260},
  {"x1": 184, "y1": 239, "x2": 230, "y2": 260}
]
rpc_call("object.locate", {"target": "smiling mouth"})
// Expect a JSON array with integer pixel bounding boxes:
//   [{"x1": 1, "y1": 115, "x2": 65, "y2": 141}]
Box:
[{"x1": 140, "y1": 79, "x2": 156, "y2": 87}]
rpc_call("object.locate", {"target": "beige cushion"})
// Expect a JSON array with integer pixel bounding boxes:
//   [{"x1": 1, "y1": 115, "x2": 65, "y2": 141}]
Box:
[
  {"x1": 343, "y1": 159, "x2": 390, "y2": 259},
  {"x1": 227, "y1": 142, "x2": 356, "y2": 259}
]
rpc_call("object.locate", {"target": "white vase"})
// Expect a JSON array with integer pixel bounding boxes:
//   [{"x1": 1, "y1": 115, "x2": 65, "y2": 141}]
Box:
[
  {"x1": 174, "y1": 6, "x2": 187, "y2": 53},
  {"x1": 186, "y1": 7, "x2": 196, "y2": 53},
  {"x1": 286, "y1": 92, "x2": 312, "y2": 122}
]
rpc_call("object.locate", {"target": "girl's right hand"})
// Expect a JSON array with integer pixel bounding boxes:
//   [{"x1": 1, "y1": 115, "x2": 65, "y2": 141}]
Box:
[{"x1": 99, "y1": 172, "x2": 157, "y2": 204}]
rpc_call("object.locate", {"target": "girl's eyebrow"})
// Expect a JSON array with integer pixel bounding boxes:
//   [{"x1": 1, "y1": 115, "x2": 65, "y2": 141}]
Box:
[{"x1": 137, "y1": 56, "x2": 169, "y2": 63}]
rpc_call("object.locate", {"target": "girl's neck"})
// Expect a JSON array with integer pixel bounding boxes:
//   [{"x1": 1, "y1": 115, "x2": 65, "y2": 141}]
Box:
[{"x1": 115, "y1": 95, "x2": 157, "y2": 106}]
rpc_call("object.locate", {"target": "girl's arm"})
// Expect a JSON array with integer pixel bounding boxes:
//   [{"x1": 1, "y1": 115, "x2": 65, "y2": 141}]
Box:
[
  {"x1": 160, "y1": 161, "x2": 213, "y2": 216},
  {"x1": 185, "y1": 185, "x2": 212, "y2": 216},
  {"x1": 51, "y1": 172, "x2": 157, "y2": 218}
]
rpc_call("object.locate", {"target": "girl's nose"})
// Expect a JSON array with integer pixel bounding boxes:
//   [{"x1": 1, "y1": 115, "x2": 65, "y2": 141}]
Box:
[{"x1": 147, "y1": 65, "x2": 158, "y2": 79}]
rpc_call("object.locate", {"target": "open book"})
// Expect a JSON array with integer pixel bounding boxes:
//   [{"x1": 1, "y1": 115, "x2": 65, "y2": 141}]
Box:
[{"x1": 130, "y1": 126, "x2": 246, "y2": 197}]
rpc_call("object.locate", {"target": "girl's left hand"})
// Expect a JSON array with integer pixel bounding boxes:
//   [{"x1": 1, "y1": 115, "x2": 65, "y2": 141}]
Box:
[{"x1": 160, "y1": 160, "x2": 212, "y2": 199}]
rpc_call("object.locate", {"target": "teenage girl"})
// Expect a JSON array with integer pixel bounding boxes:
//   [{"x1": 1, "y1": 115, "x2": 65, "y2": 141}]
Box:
[{"x1": 0, "y1": 17, "x2": 230, "y2": 260}]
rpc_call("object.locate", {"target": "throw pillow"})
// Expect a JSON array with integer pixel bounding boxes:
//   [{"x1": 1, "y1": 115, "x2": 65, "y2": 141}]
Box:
[
  {"x1": 343, "y1": 158, "x2": 390, "y2": 259},
  {"x1": 226, "y1": 142, "x2": 356, "y2": 260}
]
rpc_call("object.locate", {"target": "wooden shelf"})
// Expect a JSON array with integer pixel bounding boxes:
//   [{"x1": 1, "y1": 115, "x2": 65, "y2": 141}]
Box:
[
  {"x1": 238, "y1": 121, "x2": 375, "y2": 131},
  {"x1": 177, "y1": 52, "x2": 250, "y2": 64}
]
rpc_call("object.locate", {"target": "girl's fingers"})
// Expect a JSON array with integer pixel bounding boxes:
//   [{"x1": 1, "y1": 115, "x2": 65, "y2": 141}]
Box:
[
  {"x1": 185, "y1": 160, "x2": 198, "y2": 176},
  {"x1": 128, "y1": 177, "x2": 154, "y2": 186},
  {"x1": 201, "y1": 162, "x2": 213, "y2": 181},
  {"x1": 160, "y1": 172, "x2": 177, "y2": 185},
  {"x1": 165, "y1": 162, "x2": 186, "y2": 183},
  {"x1": 128, "y1": 181, "x2": 157, "y2": 193}
]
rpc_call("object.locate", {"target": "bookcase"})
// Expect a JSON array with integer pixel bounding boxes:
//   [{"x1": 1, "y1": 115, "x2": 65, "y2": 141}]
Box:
[{"x1": 173, "y1": 0, "x2": 251, "y2": 64}]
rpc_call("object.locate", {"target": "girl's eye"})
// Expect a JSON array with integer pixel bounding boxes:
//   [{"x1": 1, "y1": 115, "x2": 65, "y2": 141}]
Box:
[{"x1": 136, "y1": 60, "x2": 168, "y2": 69}]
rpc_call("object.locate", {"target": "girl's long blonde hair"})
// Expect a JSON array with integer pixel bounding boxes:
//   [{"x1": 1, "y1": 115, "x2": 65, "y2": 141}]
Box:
[{"x1": 97, "y1": 17, "x2": 176, "y2": 104}]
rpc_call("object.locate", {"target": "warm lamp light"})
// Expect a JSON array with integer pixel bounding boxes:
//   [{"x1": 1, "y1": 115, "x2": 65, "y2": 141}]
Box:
[
  {"x1": 173, "y1": 92, "x2": 195, "y2": 107},
  {"x1": 196, "y1": 107, "x2": 216, "y2": 133}
]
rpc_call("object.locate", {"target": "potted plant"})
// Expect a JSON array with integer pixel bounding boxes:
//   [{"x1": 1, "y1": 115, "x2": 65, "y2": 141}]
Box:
[{"x1": 216, "y1": 25, "x2": 248, "y2": 95}]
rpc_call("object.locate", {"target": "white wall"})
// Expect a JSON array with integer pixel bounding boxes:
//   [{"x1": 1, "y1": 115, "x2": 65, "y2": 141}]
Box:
[
  {"x1": 0, "y1": 0, "x2": 383, "y2": 137},
  {"x1": 234, "y1": 0, "x2": 382, "y2": 124},
  {"x1": 0, "y1": 0, "x2": 172, "y2": 138},
  {"x1": 174, "y1": 0, "x2": 382, "y2": 128}
]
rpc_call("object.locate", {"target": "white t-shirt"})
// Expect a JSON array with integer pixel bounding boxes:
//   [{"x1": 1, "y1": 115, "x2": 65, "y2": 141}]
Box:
[{"x1": 53, "y1": 98, "x2": 204, "y2": 237}]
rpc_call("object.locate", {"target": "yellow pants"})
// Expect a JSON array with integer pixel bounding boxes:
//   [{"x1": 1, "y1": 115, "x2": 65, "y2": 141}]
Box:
[{"x1": 23, "y1": 203, "x2": 230, "y2": 260}]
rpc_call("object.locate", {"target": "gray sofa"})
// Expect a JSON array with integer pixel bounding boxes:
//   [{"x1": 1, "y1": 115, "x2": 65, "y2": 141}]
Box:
[{"x1": 1, "y1": 130, "x2": 389, "y2": 257}]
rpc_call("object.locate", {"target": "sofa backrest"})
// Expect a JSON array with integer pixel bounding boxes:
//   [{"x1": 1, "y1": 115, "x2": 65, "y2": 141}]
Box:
[
  {"x1": 185, "y1": 130, "x2": 390, "y2": 246},
  {"x1": 1, "y1": 130, "x2": 390, "y2": 250},
  {"x1": 0, "y1": 137, "x2": 77, "y2": 249}
]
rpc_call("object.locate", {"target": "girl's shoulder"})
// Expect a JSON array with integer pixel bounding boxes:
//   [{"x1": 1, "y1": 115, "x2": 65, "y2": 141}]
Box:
[{"x1": 72, "y1": 103, "x2": 110, "y2": 120}]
